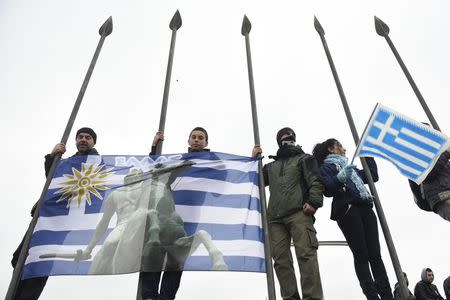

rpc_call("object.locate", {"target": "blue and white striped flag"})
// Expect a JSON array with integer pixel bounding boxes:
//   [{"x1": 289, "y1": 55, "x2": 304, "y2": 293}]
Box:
[
  {"x1": 355, "y1": 103, "x2": 450, "y2": 184},
  {"x1": 23, "y1": 152, "x2": 264, "y2": 279}
]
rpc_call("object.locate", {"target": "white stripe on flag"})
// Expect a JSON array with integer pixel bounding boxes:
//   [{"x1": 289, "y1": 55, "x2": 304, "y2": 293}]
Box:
[
  {"x1": 172, "y1": 177, "x2": 259, "y2": 198},
  {"x1": 175, "y1": 205, "x2": 262, "y2": 226},
  {"x1": 395, "y1": 136, "x2": 434, "y2": 158},
  {"x1": 25, "y1": 240, "x2": 265, "y2": 264},
  {"x1": 86, "y1": 155, "x2": 102, "y2": 164},
  {"x1": 192, "y1": 159, "x2": 258, "y2": 172},
  {"x1": 400, "y1": 127, "x2": 441, "y2": 149},
  {"x1": 361, "y1": 146, "x2": 422, "y2": 175},
  {"x1": 35, "y1": 213, "x2": 117, "y2": 232},
  {"x1": 34, "y1": 206, "x2": 261, "y2": 232},
  {"x1": 366, "y1": 136, "x2": 429, "y2": 168}
]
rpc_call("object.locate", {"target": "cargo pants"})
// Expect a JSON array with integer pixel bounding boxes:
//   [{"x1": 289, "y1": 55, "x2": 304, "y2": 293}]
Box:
[{"x1": 269, "y1": 210, "x2": 323, "y2": 300}]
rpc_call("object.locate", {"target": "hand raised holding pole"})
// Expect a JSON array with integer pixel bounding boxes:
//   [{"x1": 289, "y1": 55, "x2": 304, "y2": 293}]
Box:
[
  {"x1": 136, "y1": 10, "x2": 182, "y2": 300},
  {"x1": 6, "y1": 16, "x2": 113, "y2": 300},
  {"x1": 241, "y1": 14, "x2": 276, "y2": 300},
  {"x1": 155, "y1": 10, "x2": 182, "y2": 155}
]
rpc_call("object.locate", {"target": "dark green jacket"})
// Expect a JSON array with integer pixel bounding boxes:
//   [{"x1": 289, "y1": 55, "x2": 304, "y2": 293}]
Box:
[{"x1": 263, "y1": 146, "x2": 324, "y2": 222}]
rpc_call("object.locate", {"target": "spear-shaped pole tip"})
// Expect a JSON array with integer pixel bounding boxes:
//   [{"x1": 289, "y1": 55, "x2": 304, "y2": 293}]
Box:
[
  {"x1": 374, "y1": 16, "x2": 390, "y2": 37},
  {"x1": 241, "y1": 15, "x2": 252, "y2": 35},
  {"x1": 99, "y1": 16, "x2": 113, "y2": 37},
  {"x1": 169, "y1": 10, "x2": 182, "y2": 30},
  {"x1": 314, "y1": 15, "x2": 325, "y2": 36}
]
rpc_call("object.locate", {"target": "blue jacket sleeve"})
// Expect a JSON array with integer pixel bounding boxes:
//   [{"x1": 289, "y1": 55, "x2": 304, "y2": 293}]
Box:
[
  {"x1": 320, "y1": 163, "x2": 345, "y2": 197},
  {"x1": 356, "y1": 157, "x2": 378, "y2": 183}
]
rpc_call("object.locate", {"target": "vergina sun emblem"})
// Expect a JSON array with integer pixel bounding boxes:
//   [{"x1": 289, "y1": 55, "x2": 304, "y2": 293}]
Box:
[{"x1": 55, "y1": 163, "x2": 114, "y2": 208}]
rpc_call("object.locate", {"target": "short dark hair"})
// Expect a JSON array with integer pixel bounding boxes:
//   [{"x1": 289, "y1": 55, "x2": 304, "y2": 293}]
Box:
[
  {"x1": 312, "y1": 138, "x2": 339, "y2": 164},
  {"x1": 189, "y1": 127, "x2": 208, "y2": 142}
]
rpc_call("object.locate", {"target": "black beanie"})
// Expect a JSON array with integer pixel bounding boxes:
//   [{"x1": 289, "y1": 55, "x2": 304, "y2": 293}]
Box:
[
  {"x1": 276, "y1": 127, "x2": 296, "y2": 147},
  {"x1": 76, "y1": 127, "x2": 97, "y2": 143}
]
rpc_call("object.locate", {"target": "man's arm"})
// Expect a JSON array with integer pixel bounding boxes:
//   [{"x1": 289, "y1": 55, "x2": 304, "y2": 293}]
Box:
[
  {"x1": 32, "y1": 143, "x2": 67, "y2": 216},
  {"x1": 252, "y1": 145, "x2": 269, "y2": 186},
  {"x1": 44, "y1": 143, "x2": 66, "y2": 176},
  {"x1": 319, "y1": 163, "x2": 344, "y2": 198},
  {"x1": 149, "y1": 132, "x2": 164, "y2": 155}
]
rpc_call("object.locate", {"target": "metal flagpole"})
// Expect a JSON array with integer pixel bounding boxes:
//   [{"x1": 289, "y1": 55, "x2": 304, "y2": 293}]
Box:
[
  {"x1": 5, "y1": 16, "x2": 113, "y2": 300},
  {"x1": 241, "y1": 15, "x2": 277, "y2": 300},
  {"x1": 135, "y1": 10, "x2": 182, "y2": 300},
  {"x1": 313, "y1": 16, "x2": 411, "y2": 300},
  {"x1": 374, "y1": 16, "x2": 441, "y2": 132},
  {"x1": 155, "y1": 10, "x2": 182, "y2": 155}
]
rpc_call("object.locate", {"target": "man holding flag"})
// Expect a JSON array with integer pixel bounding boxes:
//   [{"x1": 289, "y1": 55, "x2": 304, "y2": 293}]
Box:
[{"x1": 11, "y1": 127, "x2": 99, "y2": 300}]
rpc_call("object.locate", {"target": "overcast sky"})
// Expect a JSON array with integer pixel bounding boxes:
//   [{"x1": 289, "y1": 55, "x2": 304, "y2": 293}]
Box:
[{"x1": 1, "y1": 0, "x2": 449, "y2": 299}]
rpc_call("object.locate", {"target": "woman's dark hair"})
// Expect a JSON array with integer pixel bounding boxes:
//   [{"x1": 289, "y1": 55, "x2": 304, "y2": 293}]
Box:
[
  {"x1": 189, "y1": 127, "x2": 208, "y2": 142},
  {"x1": 312, "y1": 138, "x2": 338, "y2": 164}
]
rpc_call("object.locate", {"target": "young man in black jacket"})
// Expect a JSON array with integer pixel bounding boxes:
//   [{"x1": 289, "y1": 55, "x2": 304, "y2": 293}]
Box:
[
  {"x1": 140, "y1": 127, "x2": 209, "y2": 300},
  {"x1": 414, "y1": 268, "x2": 444, "y2": 300},
  {"x1": 11, "y1": 127, "x2": 99, "y2": 300}
]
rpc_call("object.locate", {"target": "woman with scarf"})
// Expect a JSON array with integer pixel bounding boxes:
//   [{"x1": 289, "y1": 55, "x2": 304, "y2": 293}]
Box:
[{"x1": 313, "y1": 138, "x2": 393, "y2": 300}]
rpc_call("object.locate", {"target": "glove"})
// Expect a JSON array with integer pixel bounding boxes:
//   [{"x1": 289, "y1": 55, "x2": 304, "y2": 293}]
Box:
[{"x1": 337, "y1": 164, "x2": 356, "y2": 183}]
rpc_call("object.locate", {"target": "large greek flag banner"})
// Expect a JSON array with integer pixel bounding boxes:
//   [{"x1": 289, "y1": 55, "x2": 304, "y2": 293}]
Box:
[
  {"x1": 355, "y1": 103, "x2": 450, "y2": 184},
  {"x1": 23, "y1": 152, "x2": 264, "y2": 279}
]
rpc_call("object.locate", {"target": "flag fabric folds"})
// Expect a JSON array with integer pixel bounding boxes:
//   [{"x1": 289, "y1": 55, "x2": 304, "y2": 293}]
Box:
[
  {"x1": 23, "y1": 152, "x2": 265, "y2": 279},
  {"x1": 355, "y1": 103, "x2": 450, "y2": 184}
]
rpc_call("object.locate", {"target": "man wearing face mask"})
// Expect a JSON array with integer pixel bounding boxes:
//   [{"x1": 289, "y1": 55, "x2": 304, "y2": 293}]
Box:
[
  {"x1": 11, "y1": 127, "x2": 99, "y2": 300},
  {"x1": 253, "y1": 127, "x2": 324, "y2": 300}
]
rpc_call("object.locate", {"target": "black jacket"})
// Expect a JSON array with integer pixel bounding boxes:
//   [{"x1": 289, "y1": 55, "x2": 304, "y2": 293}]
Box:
[
  {"x1": 409, "y1": 151, "x2": 450, "y2": 212},
  {"x1": 12, "y1": 148, "x2": 99, "y2": 268},
  {"x1": 414, "y1": 280, "x2": 444, "y2": 300},
  {"x1": 319, "y1": 157, "x2": 377, "y2": 221}
]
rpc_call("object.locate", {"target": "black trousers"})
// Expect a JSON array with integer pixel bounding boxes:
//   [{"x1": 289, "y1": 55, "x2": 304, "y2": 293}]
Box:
[
  {"x1": 337, "y1": 205, "x2": 393, "y2": 300},
  {"x1": 12, "y1": 236, "x2": 48, "y2": 300},
  {"x1": 13, "y1": 277, "x2": 48, "y2": 300},
  {"x1": 140, "y1": 271, "x2": 182, "y2": 300}
]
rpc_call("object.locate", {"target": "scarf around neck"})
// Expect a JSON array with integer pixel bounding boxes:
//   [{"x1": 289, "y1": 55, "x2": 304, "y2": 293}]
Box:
[
  {"x1": 323, "y1": 154, "x2": 371, "y2": 200},
  {"x1": 270, "y1": 145, "x2": 304, "y2": 159}
]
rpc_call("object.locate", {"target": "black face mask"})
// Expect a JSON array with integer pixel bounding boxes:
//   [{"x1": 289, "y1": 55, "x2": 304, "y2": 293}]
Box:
[{"x1": 280, "y1": 135, "x2": 296, "y2": 147}]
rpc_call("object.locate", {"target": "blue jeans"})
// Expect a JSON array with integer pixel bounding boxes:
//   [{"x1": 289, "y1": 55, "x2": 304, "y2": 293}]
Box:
[
  {"x1": 140, "y1": 271, "x2": 182, "y2": 300},
  {"x1": 337, "y1": 205, "x2": 393, "y2": 300}
]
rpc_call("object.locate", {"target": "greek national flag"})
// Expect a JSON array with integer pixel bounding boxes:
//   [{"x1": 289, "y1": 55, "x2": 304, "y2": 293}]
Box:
[
  {"x1": 23, "y1": 152, "x2": 264, "y2": 279},
  {"x1": 355, "y1": 103, "x2": 450, "y2": 184}
]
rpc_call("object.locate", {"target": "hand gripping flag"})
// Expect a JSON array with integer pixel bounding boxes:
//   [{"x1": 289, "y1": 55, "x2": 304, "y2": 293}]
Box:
[
  {"x1": 23, "y1": 152, "x2": 265, "y2": 279},
  {"x1": 355, "y1": 103, "x2": 450, "y2": 184}
]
